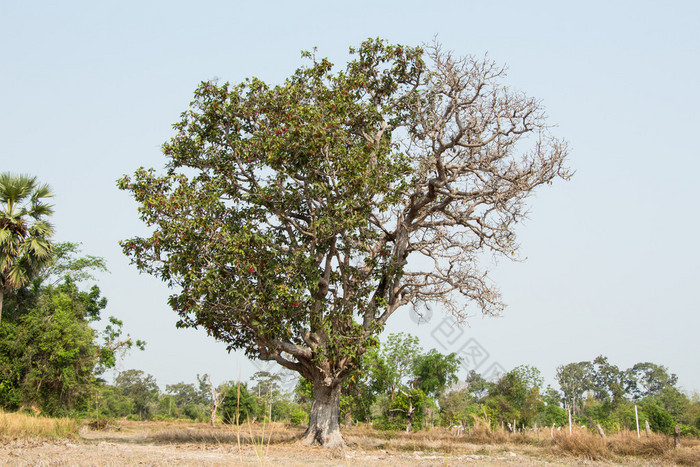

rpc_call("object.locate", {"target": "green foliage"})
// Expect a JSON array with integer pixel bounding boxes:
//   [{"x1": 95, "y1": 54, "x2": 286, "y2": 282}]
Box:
[
  {"x1": 381, "y1": 333, "x2": 421, "y2": 396},
  {"x1": 0, "y1": 173, "x2": 54, "y2": 320},
  {"x1": 625, "y1": 362, "x2": 678, "y2": 400},
  {"x1": 220, "y1": 382, "x2": 259, "y2": 424},
  {"x1": 114, "y1": 370, "x2": 159, "y2": 420},
  {"x1": 486, "y1": 365, "x2": 544, "y2": 426},
  {"x1": 464, "y1": 370, "x2": 493, "y2": 402},
  {"x1": 412, "y1": 349, "x2": 461, "y2": 398},
  {"x1": 162, "y1": 379, "x2": 211, "y2": 420},
  {"x1": 556, "y1": 361, "x2": 593, "y2": 415},
  {"x1": 642, "y1": 399, "x2": 675, "y2": 434},
  {"x1": 0, "y1": 281, "x2": 106, "y2": 415},
  {"x1": 438, "y1": 388, "x2": 483, "y2": 427},
  {"x1": 40, "y1": 242, "x2": 107, "y2": 286},
  {"x1": 0, "y1": 242, "x2": 143, "y2": 416},
  {"x1": 590, "y1": 356, "x2": 625, "y2": 407},
  {"x1": 94, "y1": 384, "x2": 134, "y2": 418},
  {"x1": 388, "y1": 389, "x2": 425, "y2": 431},
  {"x1": 289, "y1": 406, "x2": 307, "y2": 425},
  {"x1": 613, "y1": 401, "x2": 648, "y2": 431},
  {"x1": 537, "y1": 403, "x2": 568, "y2": 427}
]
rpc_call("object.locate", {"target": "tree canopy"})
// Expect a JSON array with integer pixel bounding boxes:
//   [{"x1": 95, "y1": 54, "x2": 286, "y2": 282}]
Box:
[
  {"x1": 119, "y1": 38, "x2": 570, "y2": 446},
  {"x1": 0, "y1": 173, "x2": 54, "y2": 321}
]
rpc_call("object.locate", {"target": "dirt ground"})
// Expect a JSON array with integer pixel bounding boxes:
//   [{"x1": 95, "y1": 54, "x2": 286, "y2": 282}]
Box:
[{"x1": 0, "y1": 421, "x2": 686, "y2": 466}]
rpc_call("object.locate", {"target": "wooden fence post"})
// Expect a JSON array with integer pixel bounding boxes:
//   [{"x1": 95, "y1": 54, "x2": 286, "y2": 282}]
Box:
[
  {"x1": 595, "y1": 424, "x2": 606, "y2": 438},
  {"x1": 674, "y1": 424, "x2": 681, "y2": 448}
]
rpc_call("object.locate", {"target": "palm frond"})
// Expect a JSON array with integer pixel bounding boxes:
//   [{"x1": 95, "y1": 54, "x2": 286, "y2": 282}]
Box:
[
  {"x1": 0, "y1": 173, "x2": 55, "y2": 295},
  {"x1": 29, "y1": 220, "x2": 54, "y2": 238}
]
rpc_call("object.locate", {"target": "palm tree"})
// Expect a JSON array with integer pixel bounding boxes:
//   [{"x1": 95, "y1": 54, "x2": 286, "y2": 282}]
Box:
[{"x1": 0, "y1": 173, "x2": 54, "y2": 321}]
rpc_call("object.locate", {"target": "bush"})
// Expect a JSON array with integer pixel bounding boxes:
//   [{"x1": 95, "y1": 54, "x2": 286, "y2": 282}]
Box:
[
  {"x1": 537, "y1": 404, "x2": 568, "y2": 427},
  {"x1": 642, "y1": 401, "x2": 674, "y2": 434},
  {"x1": 220, "y1": 383, "x2": 258, "y2": 424},
  {"x1": 679, "y1": 424, "x2": 700, "y2": 438},
  {"x1": 289, "y1": 407, "x2": 307, "y2": 426},
  {"x1": 373, "y1": 416, "x2": 406, "y2": 431}
]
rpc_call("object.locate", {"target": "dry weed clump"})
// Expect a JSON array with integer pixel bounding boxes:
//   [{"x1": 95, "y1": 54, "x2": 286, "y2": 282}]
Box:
[
  {"x1": 0, "y1": 410, "x2": 80, "y2": 439},
  {"x1": 663, "y1": 446, "x2": 700, "y2": 466},
  {"x1": 463, "y1": 417, "x2": 508, "y2": 445},
  {"x1": 548, "y1": 426, "x2": 700, "y2": 464},
  {"x1": 550, "y1": 429, "x2": 608, "y2": 460},
  {"x1": 609, "y1": 431, "x2": 672, "y2": 456}
]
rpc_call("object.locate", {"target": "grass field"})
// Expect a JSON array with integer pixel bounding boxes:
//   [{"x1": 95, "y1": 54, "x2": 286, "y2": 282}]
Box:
[{"x1": 1, "y1": 414, "x2": 699, "y2": 465}]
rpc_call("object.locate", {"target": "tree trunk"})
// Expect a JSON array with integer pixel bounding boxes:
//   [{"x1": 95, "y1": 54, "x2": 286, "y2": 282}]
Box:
[
  {"x1": 301, "y1": 379, "x2": 345, "y2": 448},
  {"x1": 0, "y1": 289, "x2": 4, "y2": 323},
  {"x1": 210, "y1": 400, "x2": 219, "y2": 427}
]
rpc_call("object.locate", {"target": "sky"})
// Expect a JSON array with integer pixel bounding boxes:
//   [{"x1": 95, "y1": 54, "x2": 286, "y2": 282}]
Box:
[{"x1": 2, "y1": 1, "x2": 699, "y2": 393}]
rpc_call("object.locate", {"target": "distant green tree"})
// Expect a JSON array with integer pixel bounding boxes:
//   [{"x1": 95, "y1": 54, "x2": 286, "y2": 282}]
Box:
[
  {"x1": 220, "y1": 382, "x2": 259, "y2": 424},
  {"x1": 114, "y1": 370, "x2": 159, "y2": 420},
  {"x1": 464, "y1": 370, "x2": 492, "y2": 402},
  {"x1": 95, "y1": 384, "x2": 134, "y2": 418},
  {"x1": 556, "y1": 361, "x2": 593, "y2": 416},
  {"x1": 590, "y1": 356, "x2": 625, "y2": 408},
  {"x1": 412, "y1": 349, "x2": 461, "y2": 398},
  {"x1": 488, "y1": 365, "x2": 544, "y2": 426},
  {"x1": 381, "y1": 333, "x2": 421, "y2": 399},
  {"x1": 164, "y1": 380, "x2": 210, "y2": 420},
  {"x1": 625, "y1": 362, "x2": 678, "y2": 400},
  {"x1": 438, "y1": 387, "x2": 482, "y2": 428},
  {"x1": 0, "y1": 173, "x2": 54, "y2": 321}
]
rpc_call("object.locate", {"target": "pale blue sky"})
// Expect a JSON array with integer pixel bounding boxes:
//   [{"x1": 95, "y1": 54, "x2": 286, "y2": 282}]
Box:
[{"x1": 2, "y1": 1, "x2": 699, "y2": 392}]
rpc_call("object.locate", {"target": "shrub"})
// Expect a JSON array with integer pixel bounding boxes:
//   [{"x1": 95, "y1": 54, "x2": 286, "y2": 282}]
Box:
[
  {"x1": 289, "y1": 407, "x2": 307, "y2": 426},
  {"x1": 642, "y1": 401, "x2": 674, "y2": 434},
  {"x1": 220, "y1": 383, "x2": 258, "y2": 424}
]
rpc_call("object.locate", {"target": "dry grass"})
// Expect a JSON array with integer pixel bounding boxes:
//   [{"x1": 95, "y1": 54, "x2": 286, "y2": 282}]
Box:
[
  {"x1": 0, "y1": 410, "x2": 80, "y2": 439},
  {"x1": 547, "y1": 427, "x2": 700, "y2": 464},
  {"x1": 550, "y1": 429, "x2": 608, "y2": 460},
  {"x1": 146, "y1": 422, "x2": 298, "y2": 445},
  {"x1": 346, "y1": 424, "x2": 700, "y2": 464},
  {"x1": 5, "y1": 415, "x2": 699, "y2": 465}
]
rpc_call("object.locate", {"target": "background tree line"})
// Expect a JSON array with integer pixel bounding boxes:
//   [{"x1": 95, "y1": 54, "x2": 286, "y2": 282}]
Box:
[{"x1": 69, "y1": 334, "x2": 700, "y2": 440}]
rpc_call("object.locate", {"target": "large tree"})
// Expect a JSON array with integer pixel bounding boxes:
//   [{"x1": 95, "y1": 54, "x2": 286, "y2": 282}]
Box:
[
  {"x1": 119, "y1": 39, "x2": 569, "y2": 447},
  {"x1": 0, "y1": 173, "x2": 54, "y2": 321}
]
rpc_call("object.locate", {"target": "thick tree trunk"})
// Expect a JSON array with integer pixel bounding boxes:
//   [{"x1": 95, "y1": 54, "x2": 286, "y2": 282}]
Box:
[{"x1": 300, "y1": 379, "x2": 345, "y2": 448}]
